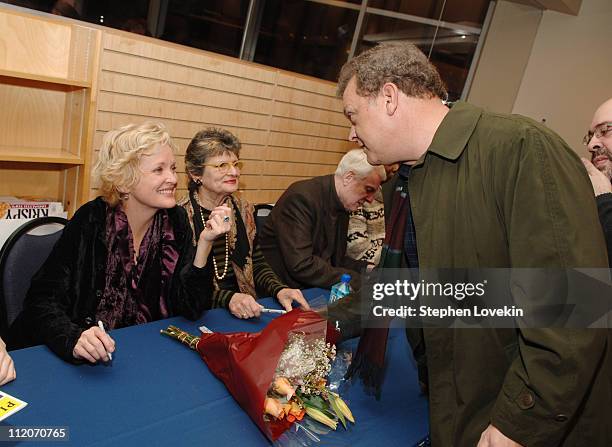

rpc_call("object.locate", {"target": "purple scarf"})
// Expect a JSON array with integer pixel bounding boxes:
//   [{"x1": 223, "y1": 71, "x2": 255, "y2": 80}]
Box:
[{"x1": 96, "y1": 205, "x2": 178, "y2": 329}]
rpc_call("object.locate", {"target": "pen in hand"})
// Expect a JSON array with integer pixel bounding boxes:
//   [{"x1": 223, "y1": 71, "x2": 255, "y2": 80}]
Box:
[
  {"x1": 97, "y1": 320, "x2": 113, "y2": 362},
  {"x1": 259, "y1": 306, "x2": 287, "y2": 314}
]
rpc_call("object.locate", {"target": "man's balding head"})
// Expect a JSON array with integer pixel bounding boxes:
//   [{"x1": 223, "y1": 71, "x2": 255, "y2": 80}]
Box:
[{"x1": 586, "y1": 98, "x2": 612, "y2": 180}]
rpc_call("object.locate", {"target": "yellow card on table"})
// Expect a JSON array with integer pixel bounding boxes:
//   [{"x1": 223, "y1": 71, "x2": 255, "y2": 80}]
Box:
[{"x1": 0, "y1": 390, "x2": 27, "y2": 421}]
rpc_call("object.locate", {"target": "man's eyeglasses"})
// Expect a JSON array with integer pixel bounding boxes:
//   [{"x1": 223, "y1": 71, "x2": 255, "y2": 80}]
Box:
[
  {"x1": 583, "y1": 122, "x2": 612, "y2": 146},
  {"x1": 203, "y1": 160, "x2": 243, "y2": 173}
]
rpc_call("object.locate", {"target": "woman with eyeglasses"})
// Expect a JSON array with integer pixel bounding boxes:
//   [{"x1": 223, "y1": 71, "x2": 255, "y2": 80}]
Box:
[{"x1": 179, "y1": 128, "x2": 309, "y2": 319}]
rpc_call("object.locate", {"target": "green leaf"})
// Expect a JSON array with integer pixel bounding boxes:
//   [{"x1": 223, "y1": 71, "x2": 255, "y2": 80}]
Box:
[{"x1": 300, "y1": 394, "x2": 326, "y2": 411}]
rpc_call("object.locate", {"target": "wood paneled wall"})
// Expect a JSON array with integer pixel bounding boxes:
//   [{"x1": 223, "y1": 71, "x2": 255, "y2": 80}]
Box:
[{"x1": 93, "y1": 31, "x2": 353, "y2": 204}]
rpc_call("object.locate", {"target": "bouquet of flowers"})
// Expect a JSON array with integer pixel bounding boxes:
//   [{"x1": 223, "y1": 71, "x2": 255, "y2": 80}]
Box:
[
  {"x1": 161, "y1": 308, "x2": 354, "y2": 443},
  {"x1": 264, "y1": 332, "x2": 354, "y2": 432}
]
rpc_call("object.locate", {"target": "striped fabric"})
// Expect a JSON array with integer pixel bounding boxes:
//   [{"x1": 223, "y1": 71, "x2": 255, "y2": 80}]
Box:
[{"x1": 194, "y1": 205, "x2": 287, "y2": 309}]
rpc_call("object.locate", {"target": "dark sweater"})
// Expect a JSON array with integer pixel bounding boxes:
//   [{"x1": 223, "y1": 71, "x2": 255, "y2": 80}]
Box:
[
  {"x1": 596, "y1": 192, "x2": 612, "y2": 266},
  {"x1": 9, "y1": 197, "x2": 213, "y2": 362},
  {"x1": 197, "y1": 207, "x2": 286, "y2": 307}
]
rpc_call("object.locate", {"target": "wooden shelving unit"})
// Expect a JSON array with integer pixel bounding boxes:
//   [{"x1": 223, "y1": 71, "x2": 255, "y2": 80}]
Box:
[
  {"x1": 0, "y1": 145, "x2": 84, "y2": 165},
  {"x1": 0, "y1": 8, "x2": 101, "y2": 215},
  {"x1": 0, "y1": 70, "x2": 91, "y2": 88}
]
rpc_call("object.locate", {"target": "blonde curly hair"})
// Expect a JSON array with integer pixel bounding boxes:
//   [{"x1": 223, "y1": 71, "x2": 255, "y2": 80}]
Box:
[{"x1": 93, "y1": 122, "x2": 176, "y2": 207}]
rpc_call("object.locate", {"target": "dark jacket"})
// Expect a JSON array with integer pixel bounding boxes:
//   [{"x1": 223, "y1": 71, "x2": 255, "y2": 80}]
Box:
[
  {"x1": 596, "y1": 192, "x2": 612, "y2": 266},
  {"x1": 259, "y1": 175, "x2": 367, "y2": 289},
  {"x1": 9, "y1": 197, "x2": 213, "y2": 362},
  {"x1": 386, "y1": 102, "x2": 612, "y2": 446}
]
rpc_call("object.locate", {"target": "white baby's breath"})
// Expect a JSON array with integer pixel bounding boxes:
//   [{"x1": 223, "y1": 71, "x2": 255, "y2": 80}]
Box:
[{"x1": 274, "y1": 332, "x2": 337, "y2": 395}]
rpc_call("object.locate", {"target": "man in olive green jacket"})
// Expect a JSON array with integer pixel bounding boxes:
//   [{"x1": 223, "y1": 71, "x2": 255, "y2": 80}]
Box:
[{"x1": 337, "y1": 42, "x2": 612, "y2": 446}]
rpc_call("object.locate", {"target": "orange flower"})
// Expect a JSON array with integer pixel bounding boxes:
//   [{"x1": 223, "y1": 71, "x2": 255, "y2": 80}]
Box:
[
  {"x1": 282, "y1": 403, "x2": 292, "y2": 417},
  {"x1": 264, "y1": 397, "x2": 284, "y2": 419},
  {"x1": 288, "y1": 400, "x2": 302, "y2": 417},
  {"x1": 273, "y1": 377, "x2": 295, "y2": 400}
]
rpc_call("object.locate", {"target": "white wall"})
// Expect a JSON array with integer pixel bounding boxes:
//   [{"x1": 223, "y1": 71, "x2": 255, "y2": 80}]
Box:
[
  {"x1": 512, "y1": 0, "x2": 612, "y2": 156},
  {"x1": 467, "y1": 1, "x2": 543, "y2": 114}
]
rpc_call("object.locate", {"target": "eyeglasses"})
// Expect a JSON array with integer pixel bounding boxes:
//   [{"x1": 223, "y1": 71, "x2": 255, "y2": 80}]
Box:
[
  {"x1": 202, "y1": 160, "x2": 243, "y2": 173},
  {"x1": 583, "y1": 122, "x2": 612, "y2": 146}
]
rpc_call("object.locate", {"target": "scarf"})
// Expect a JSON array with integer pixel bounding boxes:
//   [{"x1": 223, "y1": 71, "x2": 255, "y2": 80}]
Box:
[
  {"x1": 189, "y1": 192, "x2": 258, "y2": 298},
  {"x1": 96, "y1": 205, "x2": 178, "y2": 329},
  {"x1": 345, "y1": 166, "x2": 414, "y2": 399}
]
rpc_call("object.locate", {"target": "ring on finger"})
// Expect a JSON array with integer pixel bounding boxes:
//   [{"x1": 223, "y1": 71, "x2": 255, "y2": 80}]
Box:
[{"x1": 223, "y1": 216, "x2": 230, "y2": 223}]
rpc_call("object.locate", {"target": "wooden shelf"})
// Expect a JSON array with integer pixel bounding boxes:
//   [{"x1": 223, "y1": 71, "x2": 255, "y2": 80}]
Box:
[
  {"x1": 0, "y1": 69, "x2": 90, "y2": 89},
  {"x1": 0, "y1": 146, "x2": 83, "y2": 165},
  {"x1": 0, "y1": 7, "x2": 101, "y2": 216}
]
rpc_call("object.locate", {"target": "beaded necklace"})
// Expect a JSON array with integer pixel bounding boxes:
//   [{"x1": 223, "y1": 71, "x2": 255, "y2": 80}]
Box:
[{"x1": 194, "y1": 192, "x2": 229, "y2": 280}]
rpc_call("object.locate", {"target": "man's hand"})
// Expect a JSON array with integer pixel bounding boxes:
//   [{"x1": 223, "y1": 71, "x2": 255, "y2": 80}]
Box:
[
  {"x1": 73, "y1": 326, "x2": 115, "y2": 363},
  {"x1": 276, "y1": 288, "x2": 311, "y2": 312},
  {"x1": 581, "y1": 158, "x2": 612, "y2": 196},
  {"x1": 229, "y1": 293, "x2": 262, "y2": 319},
  {"x1": 477, "y1": 424, "x2": 523, "y2": 447}
]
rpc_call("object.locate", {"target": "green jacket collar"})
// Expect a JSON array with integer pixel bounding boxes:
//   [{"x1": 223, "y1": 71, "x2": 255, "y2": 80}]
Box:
[{"x1": 419, "y1": 101, "x2": 483, "y2": 164}]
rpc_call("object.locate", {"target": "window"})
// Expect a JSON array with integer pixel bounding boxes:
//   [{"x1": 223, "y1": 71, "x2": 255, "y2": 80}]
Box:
[
  {"x1": 253, "y1": 0, "x2": 359, "y2": 82},
  {"x1": 2, "y1": 0, "x2": 492, "y2": 98},
  {"x1": 352, "y1": 0, "x2": 490, "y2": 100},
  {"x1": 163, "y1": 0, "x2": 250, "y2": 57},
  {"x1": 368, "y1": 0, "x2": 489, "y2": 24}
]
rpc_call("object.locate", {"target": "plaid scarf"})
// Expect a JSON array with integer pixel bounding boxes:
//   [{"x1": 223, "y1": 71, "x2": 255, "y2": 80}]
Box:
[
  {"x1": 346, "y1": 165, "x2": 416, "y2": 398},
  {"x1": 381, "y1": 165, "x2": 414, "y2": 268}
]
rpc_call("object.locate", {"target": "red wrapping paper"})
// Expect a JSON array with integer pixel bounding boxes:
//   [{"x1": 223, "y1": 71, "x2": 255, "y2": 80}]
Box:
[{"x1": 196, "y1": 308, "x2": 329, "y2": 441}]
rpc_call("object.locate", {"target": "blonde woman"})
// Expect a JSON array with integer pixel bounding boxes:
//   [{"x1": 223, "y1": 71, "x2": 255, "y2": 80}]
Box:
[{"x1": 10, "y1": 122, "x2": 227, "y2": 363}]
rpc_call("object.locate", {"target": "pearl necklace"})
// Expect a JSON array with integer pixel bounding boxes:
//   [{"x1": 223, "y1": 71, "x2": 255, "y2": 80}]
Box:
[{"x1": 195, "y1": 192, "x2": 229, "y2": 280}]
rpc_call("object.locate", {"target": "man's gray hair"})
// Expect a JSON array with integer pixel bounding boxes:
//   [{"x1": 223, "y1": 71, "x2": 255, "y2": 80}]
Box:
[
  {"x1": 335, "y1": 149, "x2": 386, "y2": 180},
  {"x1": 337, "y1": 42, "x2": 447, "y2": 101}
]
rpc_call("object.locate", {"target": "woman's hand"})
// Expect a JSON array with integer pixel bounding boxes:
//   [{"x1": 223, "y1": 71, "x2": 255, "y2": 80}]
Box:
[
  {"x1": 0, "y1": 338, "x2": 16, "y2": 385},
  {"x1": 194, "y1": 205, "x2": 232, "y2": 268},
  {"x1": 276, "y1": 288, "x2": 310, "y2": 312},
  {"x1": 229, "y1": 293, "x2": 262, "y2": 319},
  {"x1": 199, "y1": 205, "x2": 232, "y2": 242},
  {"x1": 72, "y1": 326, "x2": 115, "y2": 363}
]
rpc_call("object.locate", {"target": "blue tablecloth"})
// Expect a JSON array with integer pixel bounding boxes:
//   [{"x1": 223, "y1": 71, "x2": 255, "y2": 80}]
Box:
[{"x1": 1, "y1": 289, "x2": 428, "y2": 446}]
